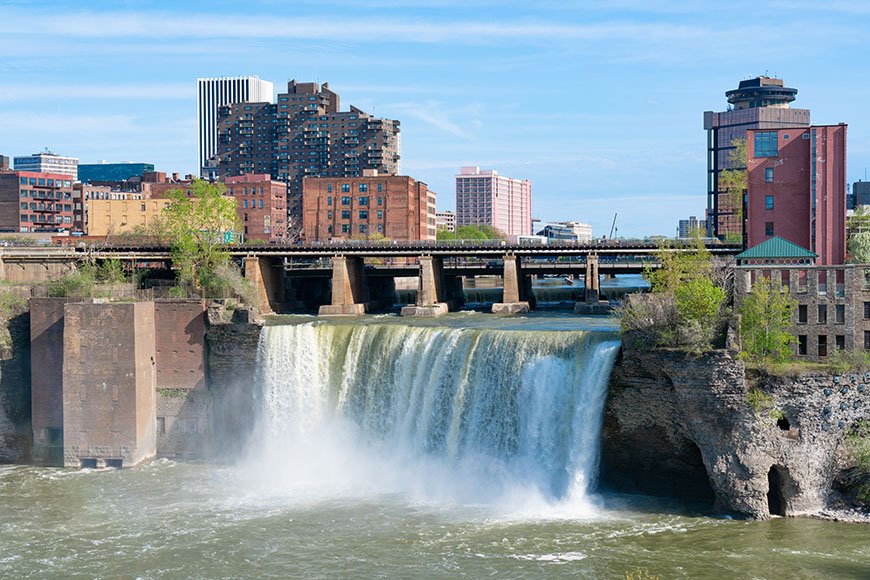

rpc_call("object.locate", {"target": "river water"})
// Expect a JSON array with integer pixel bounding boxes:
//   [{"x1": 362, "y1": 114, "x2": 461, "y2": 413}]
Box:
[{"x1": 1, "y1": 313, "x2": 868, "y2": 578}]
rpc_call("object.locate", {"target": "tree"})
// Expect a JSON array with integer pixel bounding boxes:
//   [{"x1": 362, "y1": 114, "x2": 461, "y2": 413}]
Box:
[
  {"x1": 437, "y1": 224, "x2": 506, "y2": 241},
  {"x1": 847, "y1": 207, "x2": 870, "y2": 263},
  {"x1": 163, "y1": 180, "x2": 239, "y2": 292},
  {"x1": 738, "y1": 276, "x2": 796, "y2": 366},
  {"x1": 718, "y1": 138, "x2": 748, "y2": 221},
  {"x1": 646, "y1": 234, "x2": 712, "y2": 293}
]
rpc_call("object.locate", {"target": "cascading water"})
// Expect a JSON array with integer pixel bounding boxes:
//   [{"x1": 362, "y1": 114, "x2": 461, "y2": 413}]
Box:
[{"x1": 244, "y1": 319, "x2": 620, "y2": 515}]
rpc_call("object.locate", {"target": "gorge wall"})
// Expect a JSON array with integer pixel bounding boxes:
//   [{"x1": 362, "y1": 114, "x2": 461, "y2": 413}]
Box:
[{"x1": 602, "y1": 341, "x2": 870, "y2": 519}]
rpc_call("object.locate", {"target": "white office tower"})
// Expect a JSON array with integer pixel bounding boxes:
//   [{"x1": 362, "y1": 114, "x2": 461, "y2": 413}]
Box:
[
  {"x1": 14, "y1": 152, "x2": 79, "y2": 179},
  {"x1": 197, "y1": 76, "x2": 274, "y2": 177}
]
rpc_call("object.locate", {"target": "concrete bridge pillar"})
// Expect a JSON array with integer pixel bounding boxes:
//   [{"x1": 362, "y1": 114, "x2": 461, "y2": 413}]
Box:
[
  {"x1": 244, "y1": 256, "x2": 285, "y2": 314},
  {"x1": 402, "y1": 255, "x2": 449, "y2": 316},
  {"x1": 584, "y1": 254, "x2": 601, "y2": 303},
  {"x1": 319, "y1": 255, "x2": 367, "y2": 316},
  {"x1": 493, "y1": 254, "x2": 531, "y2": 314}
]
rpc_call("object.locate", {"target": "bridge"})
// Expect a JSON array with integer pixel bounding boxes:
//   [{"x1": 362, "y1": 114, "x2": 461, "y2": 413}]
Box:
[{"x1": 0, "y1": 241, "x2": 741, "y2": 316}]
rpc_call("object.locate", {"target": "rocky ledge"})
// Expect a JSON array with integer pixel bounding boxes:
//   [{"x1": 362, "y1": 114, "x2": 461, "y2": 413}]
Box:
[{"x1": 601, "y1": 341, "x2": 869, "y2": 520}]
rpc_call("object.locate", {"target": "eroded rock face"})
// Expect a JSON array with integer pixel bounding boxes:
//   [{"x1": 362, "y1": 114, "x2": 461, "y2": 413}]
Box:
[{"x1": 601, "y1": 343, "x2": 869, "y2": 519}]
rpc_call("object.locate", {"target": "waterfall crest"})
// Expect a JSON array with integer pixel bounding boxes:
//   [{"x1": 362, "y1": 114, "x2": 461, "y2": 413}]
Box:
[{"x1": 247, "y1": 320, "x2": 619, "y2": 514}]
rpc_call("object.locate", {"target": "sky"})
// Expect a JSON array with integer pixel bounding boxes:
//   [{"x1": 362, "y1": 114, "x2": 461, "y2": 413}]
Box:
[{"x1": 1, "y1": 0, "x2": 869, "y2": 238}]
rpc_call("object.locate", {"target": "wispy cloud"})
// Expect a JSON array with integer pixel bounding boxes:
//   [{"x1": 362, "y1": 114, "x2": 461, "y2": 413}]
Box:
[
  {"x1": 392, "y1": 101, "x2": 475, "y2": 140},
  {"x1": 0, "y1": 83, "x2": 191, "y2": 103}
]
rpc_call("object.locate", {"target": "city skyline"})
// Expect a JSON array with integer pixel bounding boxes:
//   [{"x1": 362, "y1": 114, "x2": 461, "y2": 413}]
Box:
[{"x1": 1, "y1": 0, "x2": 869, "y2": 237}]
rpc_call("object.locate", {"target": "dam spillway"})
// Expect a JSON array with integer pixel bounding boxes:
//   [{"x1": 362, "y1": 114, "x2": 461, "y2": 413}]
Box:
[{"x1": 249, "y1": 318, "x2": 620, "y2": 509}]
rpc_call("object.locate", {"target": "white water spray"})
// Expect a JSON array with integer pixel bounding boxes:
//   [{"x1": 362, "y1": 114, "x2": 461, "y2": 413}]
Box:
[{"x1": 243, "y1": 321, "x2": 619, "y2": 516}]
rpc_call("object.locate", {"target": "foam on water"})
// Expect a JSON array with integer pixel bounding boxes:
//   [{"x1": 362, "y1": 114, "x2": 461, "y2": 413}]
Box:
[{"x1": 239, "y1": 320, "x2": 620, "y2": 518}]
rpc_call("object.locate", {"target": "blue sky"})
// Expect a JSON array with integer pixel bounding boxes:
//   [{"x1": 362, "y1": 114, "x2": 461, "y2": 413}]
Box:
[{"x1": 1, "y1": 0, "x2": 868, "y2": 238}]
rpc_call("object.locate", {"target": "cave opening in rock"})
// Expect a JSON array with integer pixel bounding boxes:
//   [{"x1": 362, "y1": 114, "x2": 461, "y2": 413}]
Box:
[
  {"x1": 767, "y1": 466, "x2": 787, "y2": 516},
  {"x1": 776, "y1": 417, "x2": 790, "y2": 431}
]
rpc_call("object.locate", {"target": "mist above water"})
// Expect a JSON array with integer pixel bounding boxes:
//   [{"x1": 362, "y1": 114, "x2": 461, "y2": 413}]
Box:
[{"x1": 235, "y1": 319, "x2": 619, "y2": 518}]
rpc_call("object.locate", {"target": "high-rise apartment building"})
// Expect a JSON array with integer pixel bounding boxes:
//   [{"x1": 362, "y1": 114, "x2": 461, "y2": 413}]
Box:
[
  {"x1": 853, "y1": 180, "x2": 870, "y2": 208},
  {"x1": 217, "y1": 80, "x2": 401, "y2": 234},
  {"x1": 14, "y1": 152, "x2": 78, "y2": 180},
  {"x1": 704, "y1": 77, "x2": 810, "y2": 239},
  {"x1": 455, "y1": 166, "x2": 531, "y2": 239},
  {"x1": 197, "y1": 76, "x2": 274, "y2": 177},
  {"x1": 678, "y1": 216, "x2": 707, "y2": 238},
  {"x1": 302, "y1": 170, "x2": 435, "y2": 242},
  {"x1": 746, "y1": 124, "x2": 847, "y2": 265}
]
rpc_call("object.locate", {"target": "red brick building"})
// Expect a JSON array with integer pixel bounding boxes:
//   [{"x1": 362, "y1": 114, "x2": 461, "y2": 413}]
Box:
[
  {"x1": 224, "y1": 174, "x2": 287, "y2": 242},
  {"x1": 0, "y1": 171, "x2": 76, "y2": 233},
  {"x1": 302, "y1": 171, "x2": 436, "y2": 241},
  {"x1": 747, "y1": 124, "x2": 847, "y2": 265}
]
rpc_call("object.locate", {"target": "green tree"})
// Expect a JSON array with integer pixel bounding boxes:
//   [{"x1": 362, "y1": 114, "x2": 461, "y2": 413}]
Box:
[
  {"x1": 847, "y1": 231, "x2": 870, "y2": 264},
  {"x1": 718, "y1": 138, "x2": 748, "y2": 221},
  {"x1": 437, "y1": 224, "x2": 506, "y2": 241},
  {"x1": 163, "y1": 180, "x2": 239, "y2": 292},
  {"x1": 738, "y1": 276, "x2": 796, "y2": 365},
  {"x1": 647, "y1": 234, "x2": 712, "y2": 293}
]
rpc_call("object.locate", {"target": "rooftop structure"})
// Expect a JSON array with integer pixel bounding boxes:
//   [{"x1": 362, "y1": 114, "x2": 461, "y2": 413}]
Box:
[{"x1": 13, "y1": 152, "x2": 78, "y2": 180}]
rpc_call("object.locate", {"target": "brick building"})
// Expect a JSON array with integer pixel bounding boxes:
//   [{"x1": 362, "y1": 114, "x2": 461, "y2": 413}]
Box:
[
  {"x1": 224, "y1": 174, "x2": 287, "y2": 241},
  {"x1": 704, "y1": 77, "x2": 811, "y2": 239},
  {"x1": 746, "y1": 124, "x2": 847, "y2": 265},
  {"x1": 86, "y1": 197, "x2": 172, "y2": 237},
  {"x1": 0, "y1": 171, "x2": 76, "y2": 233},
  {"x1": 302, "y1": 171, "x2": 436, "y2": 241},
  {"x1": 455, "y1": 166, "x2": 532, "y2": 239},
  {"x1": 217, "y1": 80, "x2": 401, "y2": 233}
]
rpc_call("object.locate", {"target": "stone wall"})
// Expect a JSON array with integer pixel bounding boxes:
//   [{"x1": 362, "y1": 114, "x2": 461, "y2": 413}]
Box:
[
  {"x1": 0, "y1": 312, "x2": 30, "y2": 463},
  {"x1": 602, "y1": 341, "x2": 870, "y2": 518},
  {"x1": 154, "y1": 300, "x2": 207, "y2": 390}
]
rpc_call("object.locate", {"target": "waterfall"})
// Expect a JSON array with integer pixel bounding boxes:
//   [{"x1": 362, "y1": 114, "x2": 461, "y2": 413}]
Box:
[{"x1": 246, "y1": 320, "x2": 620, "y2": 514}]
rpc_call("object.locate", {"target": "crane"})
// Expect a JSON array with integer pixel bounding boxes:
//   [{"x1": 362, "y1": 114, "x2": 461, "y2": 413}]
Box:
[{"x1": 608, "y1": 213, "x2": 618, "y2": 240}]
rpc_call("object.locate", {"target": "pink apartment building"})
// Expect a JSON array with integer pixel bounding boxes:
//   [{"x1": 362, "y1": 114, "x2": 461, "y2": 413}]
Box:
[
  {"x1": 746, "y1": 124, "x2": 847, "y2": 265},
  {"x1": 455, "y1": 166, "x2": 531, "y2": 238}
]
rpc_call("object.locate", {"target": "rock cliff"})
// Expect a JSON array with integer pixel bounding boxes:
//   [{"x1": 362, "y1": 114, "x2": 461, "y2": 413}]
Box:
[{"x1": 602, "y1": 342, "x2": 869, "y2": 519}]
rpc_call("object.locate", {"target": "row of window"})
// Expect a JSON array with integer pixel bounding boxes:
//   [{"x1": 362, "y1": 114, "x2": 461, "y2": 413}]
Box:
[
  {"x1": 326, "y1": 196, "x2": 383, "y2": 207},
  {"x1": 19, "y1": 214, "x2": 71, "y2": 224},
  {"x1": 18, "y1": 177, "x2": 73, "y2": 188},
  {"x1": 797, "y1": 334, "x2": 845, "y2": 357},
  {"x1": 326, "y1": 183, "x2": 383, "y2": 193},
  {"x1": 326, "y1": 224, "x2": 383, "y2": 234},
  {"x1": 327, "y1": 210, "x2": 383, "y2": 220},
  {"x1": 242, "y1": 199, "x2": 265, "y2": 209},
  {"x1": 20, "y1": 203, "x2": 72, "y2": 212},
  {"x1": 20, "y1": 190, "x2": 71, "y2": 200},
  {"x1": 227, "y1": 187, "x2": 266, "y2": 196},
  {"x1": 797, "y1": 304, "x2": 845, "y2": 325}
]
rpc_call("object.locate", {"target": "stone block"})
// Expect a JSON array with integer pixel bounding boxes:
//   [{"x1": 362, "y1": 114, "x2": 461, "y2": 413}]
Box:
[
  {"x1": 401, "y1": 303, "x2": 449, "y2": 317},
  {"x1": 492, "y1": 302, "x2": 530, "y2": 314},
  {"x1": 318, "y1": 304, "x2": 366, "y2": 316}
]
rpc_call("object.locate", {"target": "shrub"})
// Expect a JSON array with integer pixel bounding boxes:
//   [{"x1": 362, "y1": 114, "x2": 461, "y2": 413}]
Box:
[
  {"x1": 738, "y1": 277, "x2": 796, "y2": 366},
  {"x1": 47, "y1": 265, "x2": 97, "y2": 298}
]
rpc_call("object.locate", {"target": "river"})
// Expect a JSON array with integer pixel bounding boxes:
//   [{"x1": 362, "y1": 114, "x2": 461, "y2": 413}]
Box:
[{"x1": 0, "y1": 313, "x2": 867, "y2": 578}]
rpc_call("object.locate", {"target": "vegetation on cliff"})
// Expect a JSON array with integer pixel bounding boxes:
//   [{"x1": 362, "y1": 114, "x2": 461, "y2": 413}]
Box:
[
  {"x1": 845, "y1": 420, "x2": 870, "y2": 505},
  {"x1": 619, "y1": 234, "x2": 727, "y2": 354},
  {"x1": 737, "y1": 276, "x2": 796, "y2": 367}
]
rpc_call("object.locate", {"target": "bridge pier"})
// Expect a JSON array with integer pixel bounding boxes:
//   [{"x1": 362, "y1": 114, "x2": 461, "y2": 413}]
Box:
[
  {"x1": 493, "y1": 254, "x2": 533, "y2": 314},
  {"x1": 401, "y1": 255, "x2": 449, "y2": 316},
  {"x1": 319, "y1": 255, "x2": 367, "y2": 316},
  {"x1": 244, "y1": 256, "x2": 285, "y2": 314},
  {"x1": 575, "y1": 254, "x2": 611, "y2": 314}
]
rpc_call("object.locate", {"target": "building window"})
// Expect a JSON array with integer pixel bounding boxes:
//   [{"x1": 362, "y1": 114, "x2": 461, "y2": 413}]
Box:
[
  {"x1": 865, "y1": 331, "x2": 870, "y2": 350},
  {"x1": 359, "y1": 184, "x2": 368, "y2": 193},
  {"x1": 765, "y1": 196, "x2": 774, "y2": 210},
  {"x1": 835, "y1": 304, "x2": 845, "y2": 325},
  {"x1": 342, "y1": 224, "x2": 350, "y2": 233},
  {"x1": 765, "y1": 222, "x2": 774, "y2": 236},
  {"x1": 818, "y1": 335, "x2": 827, "y2": 357},
  {"x1": 754, "y1": 131, "x2": 778, "y2": 157},
  {"x1": 765, "y1": 167, "x2": 774, "y2": 183},
  {"x1": 327, "y1": 225, "x2": 333, "y2": 233},
  {"x1": 341, "y1": 210, "x2": 351, "y2": 219},
  {"x1": 341, "y1": 184, "x2": 350, "y2": 192},
  {"x1": 359, "y1": 224, "x2": 368, "y2": 233},
  {"x1": 243, "y1": 200, "x2": 248, "y2": 208},
  {"x1": 141, "y1": 203, "x2": 146, "y2": 211},
  {"x1": 864, "y1": 301, "x2": 870, "y2": 319},
  {"x1": 818, "y1": 304, "x2": 827, "y2": 324},
  {"x1": 377, "y1": 210, "x2": 383, "y2": 219},
  {"x1": 377, "y1": 224, "x2": 383, "y2": 233},
  {"x1": 377, "y1": 196, "x2": 383, "y2": 206},
  {"x1": 327, "y1": 196, "x2": 332, "y2": 206},
  {"x1": 797, "y1": 305, "x2": 807, "y2": 324},
  {"x1": 327, "y1": 184, "x2": 332, "y2": 193},
  {"x1": 259, "y1": 199, "x2": 263, "y2": 208},
  {"x1": 19, "y1": 177, "x2": 26, "y2": 185},
  {"x1": 798, "y1": 335, "x2": 807, "y2": 356},
  {"x1": 327, "y1": 211, "x2": 332, "y2": 219},
  {"x1": 377, "y1": 183, "x2": 383, "y2": 192},
  {"x1": 359, "y1": 210, "x2": 368, "y2": 219},
  {"x1": 359, "y1": 196, "x2": 368, "y2": 206},
  {"x1": 341, "y1": 196, "x2": 351, "y2": 205},
  {"x1": 836, "y1": 335, "x2": 845, "y2": 351}
]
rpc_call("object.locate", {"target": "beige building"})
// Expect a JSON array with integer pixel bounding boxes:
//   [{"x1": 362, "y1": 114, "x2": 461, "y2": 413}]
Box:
[{"x1": 87, "y1": 197, "x2": 172, "y2": 236}]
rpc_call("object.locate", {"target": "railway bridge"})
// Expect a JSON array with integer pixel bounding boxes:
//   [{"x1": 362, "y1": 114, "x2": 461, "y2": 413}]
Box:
[{"x1": 0, "y1": 241, "x2": 741, "y2": 316}]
